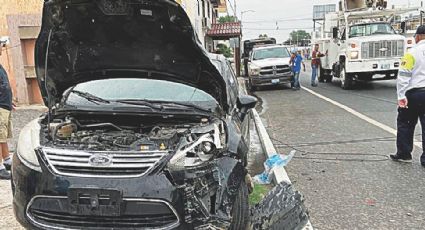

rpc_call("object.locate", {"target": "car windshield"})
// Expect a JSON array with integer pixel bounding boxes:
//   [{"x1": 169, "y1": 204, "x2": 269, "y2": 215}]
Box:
[
  {"x1": 65, "y1": 78, "x2": 218, "y2": 110},
  {"x1": 252, "y1": 47, "x2": 290, "y2": 60},
  {"x1": 349, "y1": 23, "x2": 395, "y2": 38}
]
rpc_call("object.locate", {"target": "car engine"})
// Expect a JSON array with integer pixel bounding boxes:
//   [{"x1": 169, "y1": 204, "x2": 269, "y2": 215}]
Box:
[{"x1": 42, "y1": 116, "x2": 198, "y2": 152}]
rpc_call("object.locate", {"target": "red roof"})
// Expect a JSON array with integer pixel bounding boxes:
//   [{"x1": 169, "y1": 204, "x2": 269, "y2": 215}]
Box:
[{"x1": 207, "y1": 22, "x2": 241, "y2": 38}]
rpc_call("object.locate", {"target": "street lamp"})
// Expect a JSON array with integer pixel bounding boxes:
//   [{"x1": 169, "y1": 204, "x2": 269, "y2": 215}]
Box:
[
  {"x1": 240, "y1": 10, "x2": 255, "y2": 41},
  {"x1": 241, "y1": 10, "x2": 255, "y2": 22}
]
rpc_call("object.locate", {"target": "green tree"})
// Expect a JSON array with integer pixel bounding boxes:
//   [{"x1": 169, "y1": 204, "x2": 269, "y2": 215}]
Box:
[
  {"x1": 216, "y1": 43, "x2": 233, "y2": 58},
  {"x1": 218, "y1": 16, "x2": 237, "y2": 24},
  {"x1": 289, "y1": 30, "x2": 311, "y2": 45}
]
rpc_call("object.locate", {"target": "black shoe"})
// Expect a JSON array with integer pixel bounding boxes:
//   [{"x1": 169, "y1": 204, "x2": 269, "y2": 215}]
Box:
[
  {"x1": 421, "y1": 154, "x2": 425, "y2": 167},
  {"x1": 390, "y1": 154, "x2": 412, "y2": 163},
  {"x1": 4, "y1": 162, "x2": 11, "y2": 171},
  {"x1": 0, "y1": 169, "x2": 11, "y2": 180}
]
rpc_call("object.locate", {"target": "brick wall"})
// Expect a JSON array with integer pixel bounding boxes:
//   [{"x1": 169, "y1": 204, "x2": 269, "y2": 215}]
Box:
[{"x1": 0, "y1": 0, "x2": 42, "y2": 36}]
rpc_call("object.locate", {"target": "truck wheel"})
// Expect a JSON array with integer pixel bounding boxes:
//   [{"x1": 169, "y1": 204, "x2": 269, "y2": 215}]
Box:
[
  {"x1": 230, "y1": 181, "x2": 250, "y2": 230},
  {"x1": 340, "y1": 65, "x2": 353, "y2": 90}
]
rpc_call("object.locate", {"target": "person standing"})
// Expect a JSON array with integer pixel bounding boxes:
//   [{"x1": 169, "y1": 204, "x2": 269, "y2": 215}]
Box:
[
  {"x1": 289, "y1": 50, "x2": 296, "y2": 88},
  {"x1": 0, "y1": 64, "x2": 13, "y2": 179},
  {"x1": 390, "y1": 25, "x2": 425, "y2": 166},
  {"x1": 292, "y1": 50, "x2": 306, "y2": 90},
  {"x1": 311, "y1": 44, "x2": 326, "y2": 87}
]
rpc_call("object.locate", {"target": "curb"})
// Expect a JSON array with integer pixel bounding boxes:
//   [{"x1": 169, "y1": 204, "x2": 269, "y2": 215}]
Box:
[
  {"x1": 252, "y1": 109, "x2": 314, "y2": 230},
  {"x1": 237, "y1": 76, "x2": 314, "y2": 230}
]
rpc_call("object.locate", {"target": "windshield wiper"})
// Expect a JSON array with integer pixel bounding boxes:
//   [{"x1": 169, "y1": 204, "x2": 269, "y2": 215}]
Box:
[
  {"x1": 115, "y1": 99, "x2": 164, "y2": 111},
  {"x1": 148, "y1": 100, "x2": 214, "y2": 113},
  {"x1": 71, "y1": 90, "x2": 110, "y2": 104}
]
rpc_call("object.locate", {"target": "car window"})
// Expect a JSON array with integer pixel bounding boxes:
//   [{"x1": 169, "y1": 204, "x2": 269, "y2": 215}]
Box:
[
  {"x1": 252, "y1": 47, "x2": 290, "y2": 60},
  {"x1": 65, "y1": 78, "x2": 218, "y2": 109},
  {"x1": 226, "y1": 62, "x2": 238, "y2": 105}
]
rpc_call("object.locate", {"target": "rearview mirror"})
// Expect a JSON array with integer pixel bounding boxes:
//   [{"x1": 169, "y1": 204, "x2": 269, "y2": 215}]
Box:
[
  {"x1": 237, "y1": 95, "x2": 257, "y2": 121},
  {"x1": 332, "y1": 27, "x2": 339, "y2": 39}
]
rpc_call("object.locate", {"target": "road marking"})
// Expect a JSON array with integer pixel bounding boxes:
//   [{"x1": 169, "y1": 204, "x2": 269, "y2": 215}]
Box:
[{"x1": 302, "y1": 87, "x2": 422, "y2": 148}]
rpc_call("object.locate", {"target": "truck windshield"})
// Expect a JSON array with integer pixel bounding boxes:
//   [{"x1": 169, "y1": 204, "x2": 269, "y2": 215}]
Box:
[
  {"x1": 252, "y1": 47, "x2": 290, "y2": 60},
  {"x1": 349, "y1": 23, "x2": 395, "y2": 38}
]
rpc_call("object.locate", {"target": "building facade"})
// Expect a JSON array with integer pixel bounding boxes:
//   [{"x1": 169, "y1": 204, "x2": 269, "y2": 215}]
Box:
[
  {"x1": 177, "y1": 0, "x2": 227, "y2": 52},
  {"x1": 0, "y1": 0, "x2": 43, "y2": 105}
]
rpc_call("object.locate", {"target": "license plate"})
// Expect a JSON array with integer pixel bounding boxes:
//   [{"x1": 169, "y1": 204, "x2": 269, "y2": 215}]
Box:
[
  {"x1": 381, "y1": 64, "x2": 390, "y2": 70},
  {"x1": 271, "y1": 79, "x2": 280, "y2": 84},
  {"x1": 68, "y1": 188, "x2": 122, "y2": 216}
]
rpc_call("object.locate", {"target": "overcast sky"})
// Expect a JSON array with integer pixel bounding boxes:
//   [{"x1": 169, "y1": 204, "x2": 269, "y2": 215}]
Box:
[{"x1": 234, "y1": 0, "x2": 423, "y2": 43}]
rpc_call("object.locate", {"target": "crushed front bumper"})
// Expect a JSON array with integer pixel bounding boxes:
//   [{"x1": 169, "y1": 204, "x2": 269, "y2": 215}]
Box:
[{"x1": 12, "y1": 151, "x2": 245, "y2": 230}]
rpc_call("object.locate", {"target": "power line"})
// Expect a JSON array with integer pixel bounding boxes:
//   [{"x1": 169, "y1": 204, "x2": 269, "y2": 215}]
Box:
[{"x1": 270, "y1": 137, "x2": 390, "y2": 162}]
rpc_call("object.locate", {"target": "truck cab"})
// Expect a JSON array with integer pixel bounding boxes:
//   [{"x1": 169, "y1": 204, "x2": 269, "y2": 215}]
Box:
[
  {"x1": 247, "y1": 45, "x2": 293, "y2": 90},
  {"x1": 314, "y1": 8, "x2": 411, "y2": 89}
]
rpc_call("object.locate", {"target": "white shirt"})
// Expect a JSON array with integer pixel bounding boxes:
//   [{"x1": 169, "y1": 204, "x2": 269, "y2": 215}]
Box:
[{"x1": 397, "y1": 40, "x2": 425, "y2": 100}]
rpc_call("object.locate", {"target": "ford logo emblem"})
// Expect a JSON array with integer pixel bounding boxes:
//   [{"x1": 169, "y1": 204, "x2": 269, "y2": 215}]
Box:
[{"x1": 88, "y1": 154, "x2": 113, "y2": 167}]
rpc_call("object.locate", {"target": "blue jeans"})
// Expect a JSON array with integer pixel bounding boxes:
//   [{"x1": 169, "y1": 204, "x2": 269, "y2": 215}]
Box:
[
  {"x1": 311, "y1": 65, "x2": 317, "y2": 85},
  {"x1": 293, "y1": 72, "x2": 300, "y2": 88}
]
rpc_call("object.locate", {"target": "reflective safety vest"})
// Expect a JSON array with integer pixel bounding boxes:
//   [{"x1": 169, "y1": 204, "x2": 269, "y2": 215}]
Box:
[{"x1": 397, "y1": 39, "x2": 425, "y2": 100}]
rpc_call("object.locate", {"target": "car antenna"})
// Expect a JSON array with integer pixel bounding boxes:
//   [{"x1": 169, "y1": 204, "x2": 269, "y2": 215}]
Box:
[{"x1": 44, "y1": 29, "x2": 53, "y2": 132}]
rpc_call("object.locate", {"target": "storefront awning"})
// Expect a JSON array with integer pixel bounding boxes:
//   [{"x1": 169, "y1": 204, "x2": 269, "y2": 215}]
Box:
[{"x1": 207, "y1": 22, "x2": 241, "y2": 40}]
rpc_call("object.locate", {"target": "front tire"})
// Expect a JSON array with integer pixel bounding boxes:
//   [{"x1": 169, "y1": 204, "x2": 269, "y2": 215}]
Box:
[
  {"x1": 340, "y1": 64, "x2": 353, "y2": 90},
  {"x1": 230, "y1": 181, "x2": 250, "y2": 230}
]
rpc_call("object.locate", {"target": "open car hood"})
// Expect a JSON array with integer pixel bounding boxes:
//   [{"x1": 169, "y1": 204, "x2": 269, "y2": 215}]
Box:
[{"x1": 35, "y1": 0, "x2": 227, "y2": 110}]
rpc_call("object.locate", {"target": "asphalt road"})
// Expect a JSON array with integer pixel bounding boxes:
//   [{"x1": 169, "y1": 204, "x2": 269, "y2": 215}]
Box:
[{"x1": 252, "y1": 68, "x2": 425, "y2": 229}]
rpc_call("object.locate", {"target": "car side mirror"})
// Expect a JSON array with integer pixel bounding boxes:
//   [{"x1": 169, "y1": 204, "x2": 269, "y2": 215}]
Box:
[
  {"x1": 332, "y1": 27, "x2": 339, "y2": 39},
  {"x1": 237, "y1": 95, "x2": 257, "y2": 121}
]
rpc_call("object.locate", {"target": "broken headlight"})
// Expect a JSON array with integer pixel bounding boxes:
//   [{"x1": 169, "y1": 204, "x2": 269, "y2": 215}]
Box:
[
  {"x1": 16, "y1": 119, "x2": 42, "y2": 172},
  {"x1": 169, "y1": 132, "x2": 221, "y2": 169}
]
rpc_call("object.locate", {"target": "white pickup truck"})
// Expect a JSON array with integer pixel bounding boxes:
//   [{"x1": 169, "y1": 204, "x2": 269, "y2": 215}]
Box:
[
  {"x1": 247, "y1": 45, "x2": 293, "y2": 90},
  {"x1": 313, "y1": 2, "x2": 420, "y2": 89}
]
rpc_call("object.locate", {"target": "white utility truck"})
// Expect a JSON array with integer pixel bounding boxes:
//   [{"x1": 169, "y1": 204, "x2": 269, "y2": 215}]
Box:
[{"x1": 313, "y1": 0, "x2": 419, "y2": 89}]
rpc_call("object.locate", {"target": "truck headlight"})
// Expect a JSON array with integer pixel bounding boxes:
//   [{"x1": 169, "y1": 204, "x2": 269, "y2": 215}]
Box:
[
  {"x1": 350, "y1": 51, "x2": 359, "y2": 59},
  {"x1": 250, "y1": 65, "x2": 261, "y2": 76},
  {"x1": 16, "y1": 119, "x2": 42, "y2": 172}
]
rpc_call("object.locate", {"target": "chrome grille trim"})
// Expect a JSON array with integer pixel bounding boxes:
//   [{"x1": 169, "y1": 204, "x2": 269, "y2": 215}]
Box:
[
  {"x1": 41, "y1": 147, "x2": 168, "y2": 178},
  {"x1": 361, "y1": 40, "x2": 404, "y2": 59},
  {"x1": 260, "y1": 65, "x2": 291, "y2": 76}
]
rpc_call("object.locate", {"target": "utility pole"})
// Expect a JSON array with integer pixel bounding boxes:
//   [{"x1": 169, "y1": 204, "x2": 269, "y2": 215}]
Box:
[{"x1": 234, "y1": 0, "x2": 237, "y2": 19}]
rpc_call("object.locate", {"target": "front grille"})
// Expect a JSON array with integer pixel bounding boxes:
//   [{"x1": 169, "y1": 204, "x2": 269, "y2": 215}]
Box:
[
  {"x1": 41, "y1": 147, "x2": 168, "y2": 178},
  {"x1": 361, "y1": 40, "x2": 404, "y2": 59},
  {"x1": 28, "y1": 196, "x2": 180, "y2": 229},
  {"x1": 260, "y1": 65, "x2": 291, "y2": 76}
]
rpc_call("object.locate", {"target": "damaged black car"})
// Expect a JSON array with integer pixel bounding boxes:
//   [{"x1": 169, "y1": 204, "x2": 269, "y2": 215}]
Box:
[{"x1": 11, "y1": 0, "x2": 257, "y2": 229}]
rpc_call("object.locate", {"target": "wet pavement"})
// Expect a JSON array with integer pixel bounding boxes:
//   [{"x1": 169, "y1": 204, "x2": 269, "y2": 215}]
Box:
[{"x1": 252, "y1": 68, "x2": 425, "y2": 229}]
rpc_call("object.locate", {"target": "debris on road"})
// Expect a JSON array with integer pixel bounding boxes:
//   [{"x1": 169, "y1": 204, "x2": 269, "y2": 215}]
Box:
[
  {"x1": 253, "y1": 151, "x2": 296, "y2": 184},
  {"x1": 250, "y1": 182, "x2": 309, "y2": 230}
]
